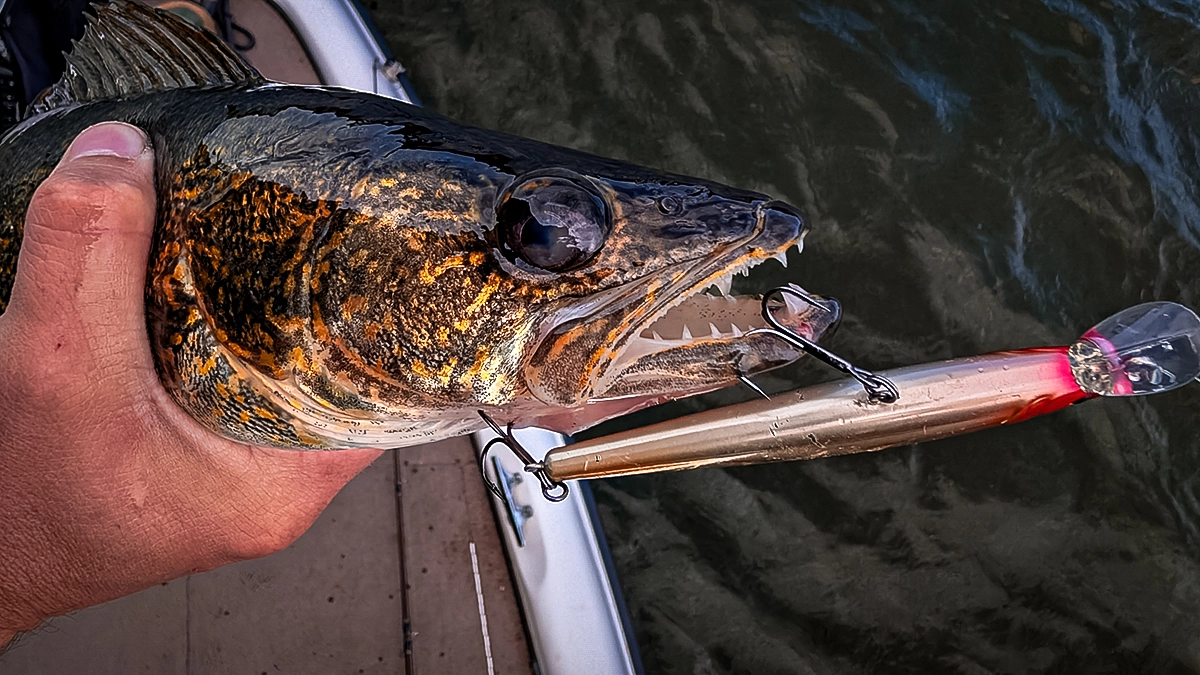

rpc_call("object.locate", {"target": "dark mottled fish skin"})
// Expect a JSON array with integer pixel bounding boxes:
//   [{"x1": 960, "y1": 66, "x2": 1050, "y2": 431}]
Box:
[{"x1": 0, "y1": 3, "x2": 819, "y2": 449}]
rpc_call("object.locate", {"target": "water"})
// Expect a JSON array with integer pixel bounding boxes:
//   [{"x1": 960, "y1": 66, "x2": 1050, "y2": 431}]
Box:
[{"x1": 366, "y1": 1, "x2": 1200, "y2": 672}]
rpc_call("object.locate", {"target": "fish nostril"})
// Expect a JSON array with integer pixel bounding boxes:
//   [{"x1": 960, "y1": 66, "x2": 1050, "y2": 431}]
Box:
[{"x1": 656, "y1": 195, "x2": 683, "y2": 215}]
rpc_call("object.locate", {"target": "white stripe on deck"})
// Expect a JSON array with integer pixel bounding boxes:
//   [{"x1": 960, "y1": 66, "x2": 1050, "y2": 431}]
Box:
[{"x1": 469, "y1": 541, "x2": 495, "y2": 675}]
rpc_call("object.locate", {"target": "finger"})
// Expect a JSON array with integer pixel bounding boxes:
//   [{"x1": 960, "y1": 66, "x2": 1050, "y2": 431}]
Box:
[{"x1": 9, "y1": 122, "x2": 155, "y2": 339}]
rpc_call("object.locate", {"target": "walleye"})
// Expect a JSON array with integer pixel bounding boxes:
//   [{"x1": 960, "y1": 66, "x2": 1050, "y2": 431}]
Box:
[{"x1": 0, "y1": 2, "x2": 836, "y2": 449}]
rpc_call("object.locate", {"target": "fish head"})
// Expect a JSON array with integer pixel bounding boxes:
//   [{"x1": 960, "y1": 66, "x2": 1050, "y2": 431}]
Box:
[{"x1": 477, "y1": 164, "x2": 839, "y2": 431}]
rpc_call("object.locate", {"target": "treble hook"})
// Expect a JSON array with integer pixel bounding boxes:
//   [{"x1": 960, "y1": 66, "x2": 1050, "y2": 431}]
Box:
[
  {"x1": 745, "y1": 285, "x2": 900, "y2": 404},
  {"x1": 477, "y1": 411, "x2": 570, "y2": 503}
]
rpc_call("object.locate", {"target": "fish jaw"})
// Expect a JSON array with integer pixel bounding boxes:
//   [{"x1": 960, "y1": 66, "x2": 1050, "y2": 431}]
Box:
[
  {"x1": 519, "y1": 203, "x2": 835, "y2": 423},
  {"x1": 515, "y1": 289, "x2": 839, "y2": 434}
]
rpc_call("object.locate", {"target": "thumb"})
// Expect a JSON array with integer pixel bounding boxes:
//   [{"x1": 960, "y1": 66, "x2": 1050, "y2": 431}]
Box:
[{"x1": 9, "y1": 122, "x2": 155, "y2": 333}]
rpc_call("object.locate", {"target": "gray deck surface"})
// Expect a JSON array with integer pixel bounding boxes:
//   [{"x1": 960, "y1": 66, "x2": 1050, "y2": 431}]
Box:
[{"x1": 0, "y1": 440, "x2": 534, "y2": 674}]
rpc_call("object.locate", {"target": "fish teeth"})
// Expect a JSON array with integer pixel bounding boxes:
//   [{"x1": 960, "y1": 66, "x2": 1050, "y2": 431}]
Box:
[
  {"x1": 652, "y1": 331, "x2": 664, "y2": 341},
  {"x1": 681, "y1": 325, "x2": 693, "y2": 340},
  {"x1": 712, "y1": 275, "x2": 733, "y2": 296},
  {"x1": 783, "y1": 284, "x2": 809, "y2": 316},
  {"x1": 731, "y1": 324, "x2": 744, "y2": 337},
  {"x1": 773, "y1": 251, "x2": 789, "y2": 267},
  {"x1": 709, "y1": 322, "x2": 721, "y2": 338}
]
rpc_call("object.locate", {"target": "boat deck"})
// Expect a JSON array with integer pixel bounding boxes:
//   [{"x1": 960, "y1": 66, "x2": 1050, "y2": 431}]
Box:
[{"x1": 0, "y1": 440, "x2": 534, "y2": 674}]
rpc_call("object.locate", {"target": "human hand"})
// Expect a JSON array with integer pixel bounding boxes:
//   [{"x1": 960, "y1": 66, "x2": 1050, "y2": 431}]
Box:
[{"x1": 0, "y1": 122, "x2": 382, "y2": 645}]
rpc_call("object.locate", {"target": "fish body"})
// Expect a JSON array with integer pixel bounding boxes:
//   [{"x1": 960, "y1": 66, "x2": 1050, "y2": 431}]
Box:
[{"x1": 0, "y1": 3, "x2": 834, "y2": 449}]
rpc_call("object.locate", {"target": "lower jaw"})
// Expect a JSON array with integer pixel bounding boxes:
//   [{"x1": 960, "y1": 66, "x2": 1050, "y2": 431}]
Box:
[{"x1": 519, "y1": 331, "x2": 812, "y2": 434}]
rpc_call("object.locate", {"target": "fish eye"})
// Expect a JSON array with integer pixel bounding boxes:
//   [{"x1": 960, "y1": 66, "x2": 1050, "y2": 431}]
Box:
[
  {"x1": 656, "y1": 195, "x2": 683, "y2": 216},
  {"x1": 498, "y1": 176, "x2": 609, "y2": 272}
]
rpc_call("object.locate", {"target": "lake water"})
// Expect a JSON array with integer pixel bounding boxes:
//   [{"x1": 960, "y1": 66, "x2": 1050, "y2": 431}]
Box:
[{"x1": 366, "y1": 1, "x2": 1200, "y2": 672}]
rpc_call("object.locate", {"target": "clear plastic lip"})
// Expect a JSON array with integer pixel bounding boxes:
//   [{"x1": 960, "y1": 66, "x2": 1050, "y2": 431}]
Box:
[{"x1": 1068, "y1": 301, "x2": 1200, "y2": 396}]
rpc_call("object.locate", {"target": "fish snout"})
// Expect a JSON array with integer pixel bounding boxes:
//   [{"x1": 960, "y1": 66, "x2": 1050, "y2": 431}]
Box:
[
  {"x1": 660, "y1": 200, "x2": 807, "y2": 242},
  {"x1": 759, "y1": 201, "x2": 808, "y2": 244}
]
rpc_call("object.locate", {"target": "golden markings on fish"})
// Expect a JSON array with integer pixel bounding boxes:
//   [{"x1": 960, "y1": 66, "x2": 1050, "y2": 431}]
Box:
[
  {"x1": 341, "y1": 294, "x2": 369, "y2": 322},
  {"x1": 312, "y1": 305, "x2": 330, "y2": 343},
  {"x1": 310, "y1": 260, "x2": 331, "y2": 292},
  {"x1": 411, "y1": 359, "x2": 431, "y2": 379},
  {"x1": 539, "y1": 320, "x2": 583, "y2": 363},
  {"x1": 350, "y1": 175, "x2": 371, "y2": 200},
  {"x1": 437, "y1": 360, "x2": 458, "y2": 386},
  {"x1": 271, "y1": 315, "x2": 306, "y2": 334},
  {"x1": 466, "y1": 274, "x2": 501, "y2": 315},
  {"x1": 290, "y1": 347, "x2": 308, "y2": 371},
  {"x1": 192, "y1": 353, "x2": 218, "y2": 376},
  {"x1": 459, "y1": 348, "x2": 490, "y2": 387},
  {"x1": 418, "y1": 255, "x2": 466, "y2": 285},
  {"x1": 478, "y1": 355, "x2": 502, "y2": 384},
  {"x1": 421, "y1": 209, "x2": 463, "y2": 223},
  {"x1": 576, "y1": 283, "x2": 662, "y2": 391}
]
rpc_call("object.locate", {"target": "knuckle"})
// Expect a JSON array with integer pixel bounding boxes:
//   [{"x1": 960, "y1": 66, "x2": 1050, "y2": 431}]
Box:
[{"x1": 28, "y1": 167, "x2": 151, "y2": 232}]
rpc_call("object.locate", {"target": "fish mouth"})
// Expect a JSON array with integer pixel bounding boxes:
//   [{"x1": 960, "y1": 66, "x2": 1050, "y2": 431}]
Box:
[{"x1": 523, "y1": 203, "x2": 839, "y2": 425}]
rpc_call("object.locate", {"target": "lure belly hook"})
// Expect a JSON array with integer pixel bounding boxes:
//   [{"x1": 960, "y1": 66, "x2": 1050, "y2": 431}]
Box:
[{"x1": 481, "y1": 301, "x2": 1200, "y2": 501}]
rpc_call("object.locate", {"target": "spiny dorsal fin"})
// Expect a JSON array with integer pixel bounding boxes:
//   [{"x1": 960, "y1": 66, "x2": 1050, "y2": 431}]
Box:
[{"x1": 30, "y1": 1, "x2": 264, "y2": 116}]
